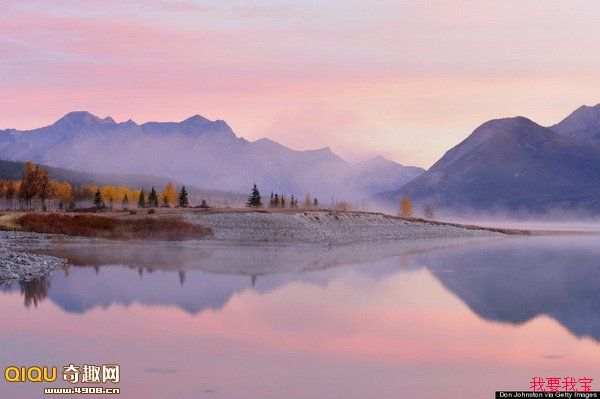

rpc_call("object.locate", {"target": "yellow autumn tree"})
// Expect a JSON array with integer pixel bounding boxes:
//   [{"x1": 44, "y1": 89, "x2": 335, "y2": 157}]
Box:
[
  {"x1": 4, "y1": 180, "x2": 20, "y2": 210},
  {"x1": 398, "y1": 196, "x2": 414, "y2": 218},
  {"x1": 116, "y1": 186, "x2": 130, "y2": 206},
  {"x1": 161, "y1": 182, "x2": 177, "y2": 207},
  {"x1": 49, "y1": 181, "x2": 74, "y2": 210},
  {"x1": 305, "y1": 194, "x2": 312, "y2": 207},
  {"x1": 19, "y1": 161, "x2": 49, "y2": 210},
  {"x1": 18, "y1": 161, "x2": 38, "y2": 209},
  {"x1": 99, "y1": 186, "x2": 117, "y2": 209}
]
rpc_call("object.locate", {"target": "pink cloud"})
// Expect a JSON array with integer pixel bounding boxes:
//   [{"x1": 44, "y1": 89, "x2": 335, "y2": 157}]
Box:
[{"x1": 2, "y1": 1, "x2": 600, "y2": 166}]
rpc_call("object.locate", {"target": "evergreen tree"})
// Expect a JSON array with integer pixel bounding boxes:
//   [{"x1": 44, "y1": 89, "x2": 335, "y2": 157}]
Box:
[
  {"x1": 108, "y1": 196, "x2": 114, "y2": 210},
  {"x1": 246, "y1": 183, "x2": 262, "y2": 207},
  {"x1": 178, "y1": 186, "x2": 189, "y2": 207},
  {"x1": 200, "y1": 199, "x2": 209, "y2": 208},
  {"x1": 122, "y1": 193, "x2": 129, "y2": 208},
  {"x1": 313, "y1": 198, "x2": 319, "y2": 207},
  {"x1": 280, "y1": 195, "x2": 286, "y2": 208},
  {"x1": 93, "y1": 188, "x2": 103, "y2": 208},
  {"x1": 137, "y1": 189, "x2": 146, "y2": 208},
  {"x1": 269, "y1": 192, "x2": 275, "y2": 207},
  {"x1": 148, "y1": 186, "x2": 159, "y2": 207}
]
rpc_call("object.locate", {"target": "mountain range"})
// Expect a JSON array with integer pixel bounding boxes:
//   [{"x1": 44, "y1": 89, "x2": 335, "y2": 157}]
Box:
[
  {"x1": 372, "y1": 103, "x2": 600, "y2": 215},
  {"x1": 0, "y1": 112, "x2": 424, "y2": 202},
  {"x1": 4, "y1": 103, "x2": 600, "y2": 214}
]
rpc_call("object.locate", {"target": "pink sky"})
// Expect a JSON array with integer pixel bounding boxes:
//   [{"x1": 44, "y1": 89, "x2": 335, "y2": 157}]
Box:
[{"x1": 1, "y1": 0, "x2": 600, "y2": 167}]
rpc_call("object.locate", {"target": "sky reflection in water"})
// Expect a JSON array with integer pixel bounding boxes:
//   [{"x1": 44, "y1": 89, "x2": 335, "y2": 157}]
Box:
[{"x1": 1, "y1": 236, "x2": 600, "y2": 398}]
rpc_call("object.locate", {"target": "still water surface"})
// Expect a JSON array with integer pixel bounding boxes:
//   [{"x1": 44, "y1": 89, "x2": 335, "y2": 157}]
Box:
[{"x1": 1, "y1": 236, "x2": 599, "y2": 398}]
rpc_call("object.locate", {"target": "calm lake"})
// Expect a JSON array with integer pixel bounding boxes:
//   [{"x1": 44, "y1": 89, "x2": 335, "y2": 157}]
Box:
[{"x1": 1, "y1": 236, "x2": 599, "y2": 398}]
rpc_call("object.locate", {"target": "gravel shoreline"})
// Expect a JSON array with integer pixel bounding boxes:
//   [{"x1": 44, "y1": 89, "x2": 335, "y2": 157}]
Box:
[
  {"x1": 0, "y1": 231, "x2": 66, "y2": 282},
  {"x1": 0, "y1": 210, "x2": 501, "y2": 281},
  {"x1": 186, "y1": 210, "x2": 501, "y2": 245}
]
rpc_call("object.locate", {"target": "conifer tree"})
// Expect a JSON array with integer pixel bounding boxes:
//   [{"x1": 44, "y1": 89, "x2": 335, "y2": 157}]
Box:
[
  {"x1": 137, "y1": 189, "x2": 146, "y2": 208},
  {"x1": 269, "y1": 192, "x2": 275, "y2": 207},
  {"x1": 313, "y1": 198, "x2": 319, "y2": 207},
  {"x1": 93, "y1": 188, "x2": 103, "y2": 208},
  {"x1": 122, "y1": 193, "x2": 129, "y2": 209},
  {"x1": 178, "y1": 186, "x2": 189, "y2": 207},
  {"x1": 246, "y1": 183, "x2": 262, "y2": 207},
  {"x1": 148, "y1": 186, "x2": 159, "y2": 208}
]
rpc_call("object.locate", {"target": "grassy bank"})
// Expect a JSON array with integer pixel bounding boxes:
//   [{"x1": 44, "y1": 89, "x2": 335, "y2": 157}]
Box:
[{"x1": 17, "y1": 213, "x2": 211, "y2": 241}]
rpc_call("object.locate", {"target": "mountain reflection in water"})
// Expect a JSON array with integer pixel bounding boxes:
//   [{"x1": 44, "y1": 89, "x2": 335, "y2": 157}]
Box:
[
  {"x1": 2, "y1": 236, "x2": 600, "y2": 399},
  {"x1": 2, "y1": 236, "x2": 600, "y2": 343}
]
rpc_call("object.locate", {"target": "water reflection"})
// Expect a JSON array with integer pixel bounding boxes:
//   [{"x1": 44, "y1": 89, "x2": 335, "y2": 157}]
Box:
[
  {"x1": 1, "y1": 277, "x2": 51, "y2": 308},
  {"x1": 2, "y1": 236, "x2": 600, "y2": 342},
  {"x1": 21, "y1": 277, "x2": 50, "y2": 308},
  {"x1": 1, "y1": 236, "x2": 600, "y2": 399},
  {"x1": 417, "y1": 236, "x2": 600, "y2": 341}
]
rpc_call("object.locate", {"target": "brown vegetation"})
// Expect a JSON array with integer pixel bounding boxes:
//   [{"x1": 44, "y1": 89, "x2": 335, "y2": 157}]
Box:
[
  {"x1": 17, "y1": 213, "x2": 211, "y2": 241},
  {"x1": 332, "y1": 201, "x2": 351, "y2": 212},
  {"x1": 423, "y1": 204, "x2": 435, "y2": 220}
]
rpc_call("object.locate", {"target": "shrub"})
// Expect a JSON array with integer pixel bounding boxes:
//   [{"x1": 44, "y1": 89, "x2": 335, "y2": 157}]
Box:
[
  {"x1": 17, "y1": 213, "x2": 211, "y2": 241},
  {"x1": 332, "y1": 201, "x2": 351, "y2": 212}
]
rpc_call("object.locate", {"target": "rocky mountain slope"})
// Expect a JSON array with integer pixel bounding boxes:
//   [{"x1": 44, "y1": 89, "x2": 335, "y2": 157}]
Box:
[
  {"x1": 372, "y1": 106, "x2": 600, "y2": 214},
  {"x1": 0, "y1": 112, "x2": 423, "y2": 201}
]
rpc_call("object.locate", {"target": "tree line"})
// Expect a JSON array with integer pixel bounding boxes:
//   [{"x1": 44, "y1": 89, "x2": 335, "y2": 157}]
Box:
[
  {"x1": 246, "y1": 184, "x2": 319, "y2": 209},
  {"x1": 0, "y1": 161, "x2": 196, "y2": 211}
]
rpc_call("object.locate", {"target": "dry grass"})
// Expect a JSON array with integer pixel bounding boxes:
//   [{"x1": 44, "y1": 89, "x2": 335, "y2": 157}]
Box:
[
  {"x1": 17, "y1": 213, "x2": 211, "y2": 241},
  {"x1": 0, "y1": 212, "x2": 22, "y2": 230}
]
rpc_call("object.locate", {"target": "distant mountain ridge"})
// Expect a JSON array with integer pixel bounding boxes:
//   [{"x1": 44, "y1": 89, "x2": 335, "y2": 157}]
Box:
[
  {"x1": 0, "y1": 111, "x2": 424, "y2": 201},
  {"x1": 372, "y1": 103, "x2": 600, "y2": 214},
  {"x1": 551, "y1": 103, "x2": 600, "y2": 146}
]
